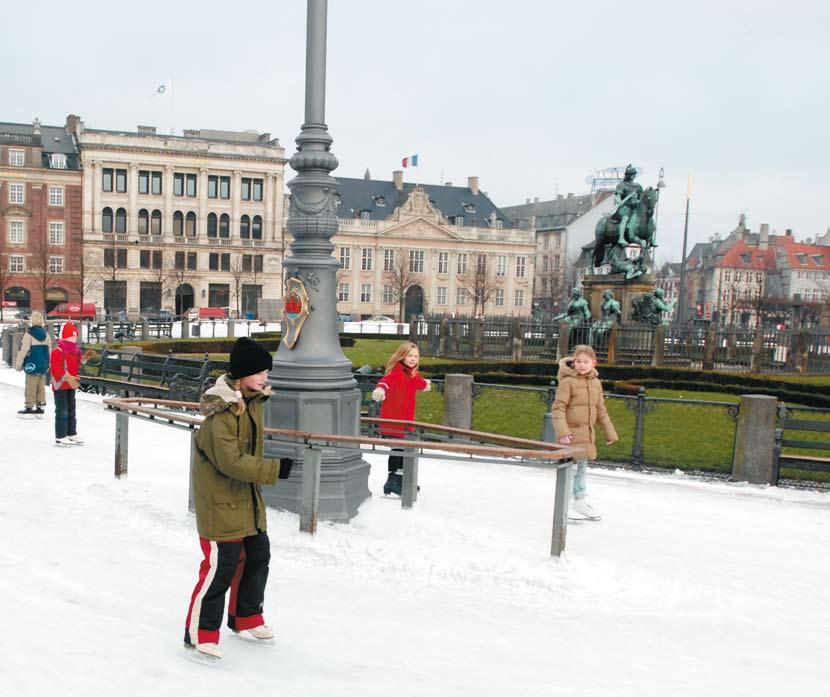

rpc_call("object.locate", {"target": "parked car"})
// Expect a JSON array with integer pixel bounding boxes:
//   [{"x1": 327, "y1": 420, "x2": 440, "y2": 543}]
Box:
[
  {"x1": 6, "y1": 306, "x2": 31, "y2": 320},
  {"x1": 47, "y1": 302, "x2": 97, "y2": 320},
  {"x1": 362, "y1": 315, "x2": 396, "y2": 323},
  {"x1": 141, "y1": 309, "x2": 175, "y2": 322},
  {"x1": 187, "y1": 307, "x2": 227, "y2": 320}
]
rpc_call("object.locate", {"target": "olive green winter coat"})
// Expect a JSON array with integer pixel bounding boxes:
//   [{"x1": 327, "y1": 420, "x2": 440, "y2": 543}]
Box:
[
  {"x1": 551, "y1": 357, "x2": 618, "y2": 460},
  {"x1": 193, "y1": 374, "x2": 279, "y2": 541}
]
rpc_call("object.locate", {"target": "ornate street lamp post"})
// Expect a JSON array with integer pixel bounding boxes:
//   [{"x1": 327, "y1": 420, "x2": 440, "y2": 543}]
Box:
[{"x1": 263, "y1": 0, "x2": 370, "y2": 520}]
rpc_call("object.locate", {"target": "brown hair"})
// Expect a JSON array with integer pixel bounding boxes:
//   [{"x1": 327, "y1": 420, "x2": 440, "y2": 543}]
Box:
[
  {"x1": 385, "y1": 342, "x2": 420, "y2": 376},
  {"x1": 571, "y1": 344, "x2": 597, "y2": 361}
]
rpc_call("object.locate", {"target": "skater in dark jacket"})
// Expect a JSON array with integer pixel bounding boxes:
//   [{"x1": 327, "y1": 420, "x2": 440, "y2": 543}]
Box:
[
  {"x1": 184, "y1": 337, "x2": 293, "y2": 661},
  {"x1": 371, "y1": 342, "x2": 430, "y2": 496},
  {"x1": 15, "y1": 311, "x2": 51, "y2": 419}
]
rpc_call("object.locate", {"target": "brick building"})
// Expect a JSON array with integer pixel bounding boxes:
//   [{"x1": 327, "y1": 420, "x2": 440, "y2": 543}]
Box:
[{"x1": 0, "y1": 118, "x2": 83, "y2": 312}]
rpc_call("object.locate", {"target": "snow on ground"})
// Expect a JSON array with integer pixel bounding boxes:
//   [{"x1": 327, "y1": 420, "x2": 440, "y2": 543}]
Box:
[{"x1": 0, "y1": 365, "x2": 828, "y2": 697}]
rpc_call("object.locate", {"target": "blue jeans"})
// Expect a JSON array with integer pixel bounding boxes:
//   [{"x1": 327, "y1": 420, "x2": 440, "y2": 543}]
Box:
[
  {"x1": 54, "y1": 389, "x2": 77, "y2": 439},
  {"x1": 572, "y1": 459, "x2": 588, "y2": 500}
]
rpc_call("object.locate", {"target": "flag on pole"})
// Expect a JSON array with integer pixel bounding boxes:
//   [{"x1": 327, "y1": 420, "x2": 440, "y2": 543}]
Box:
[
  {"x1": 151, "y1": 79, "x2": 172, "y2": 98},
  {"x1": 401, "y1": 154, "x2": 419, "y2": 168}
]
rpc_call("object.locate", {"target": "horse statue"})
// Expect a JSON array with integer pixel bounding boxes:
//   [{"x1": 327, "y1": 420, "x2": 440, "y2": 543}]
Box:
[{"x1": 592, "y1": 185, "x2": 660, "y2": 269}]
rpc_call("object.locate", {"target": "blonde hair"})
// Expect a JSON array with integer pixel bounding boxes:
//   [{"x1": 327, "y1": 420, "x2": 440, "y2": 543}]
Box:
[
  {"x1": 571, "y1": 344, "x2": 597, "y2": 361},
  {"x1": 29, "y1": 311, "x2": 45, "y2": 327},
  {"x1": 385, "y1": 342, "x2": 419, "y2": 376}
]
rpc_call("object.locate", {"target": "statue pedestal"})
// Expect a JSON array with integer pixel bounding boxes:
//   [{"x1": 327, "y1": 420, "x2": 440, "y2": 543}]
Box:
[{"x1": 582, "y1": 273, "x2": 655, "y2": 322}]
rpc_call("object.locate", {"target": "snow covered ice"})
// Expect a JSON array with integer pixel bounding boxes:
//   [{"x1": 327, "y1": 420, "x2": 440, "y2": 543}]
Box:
[{"x1": 0, "y1": 365, "x2": 828, "y2": 697}]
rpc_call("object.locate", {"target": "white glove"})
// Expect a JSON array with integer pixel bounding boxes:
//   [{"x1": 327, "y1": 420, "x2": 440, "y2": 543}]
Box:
[
  {"x1": 371, "y1": 387, "x2": 385, "y2": 402},
  {"x1": 423, "y1": 379, "x2": 431, "y2": 392}
]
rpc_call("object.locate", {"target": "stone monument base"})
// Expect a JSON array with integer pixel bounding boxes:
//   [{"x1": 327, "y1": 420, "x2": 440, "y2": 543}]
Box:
[{"x1": 581, "y1": 273, "x2": 655, "y2": 322}]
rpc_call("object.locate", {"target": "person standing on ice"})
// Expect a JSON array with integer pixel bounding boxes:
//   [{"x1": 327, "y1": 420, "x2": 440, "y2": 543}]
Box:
[
  {"x1": 50, "y1": 322, "x2": 86, "y2": 446},
  {"x1": 371, "y1": 342, "x2": 430, "y2": 496},
  {"x1": 551, "y1": 344, "x2": 618, "y2": 521},
  {"x1": 184, "y1": 337, "x2": 293, "y2": 661},
  {"x1": 15, "y1": 310, "x2": 51, "y2": 419}
]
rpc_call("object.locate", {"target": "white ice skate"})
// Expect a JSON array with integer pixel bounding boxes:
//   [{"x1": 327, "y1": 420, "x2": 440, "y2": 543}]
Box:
[
  {"x1": 55, "y1": 436, "x2": 73, "y2": 447},
  {"x1": 571, "y1": 498, "x2": 601, "y2": 521},
  {"x1": 233, "y1": 624, "x2": 275, "y2": 645},
  {"x1": 67, "y1": 435, "x2": 84, "y2": 445}
]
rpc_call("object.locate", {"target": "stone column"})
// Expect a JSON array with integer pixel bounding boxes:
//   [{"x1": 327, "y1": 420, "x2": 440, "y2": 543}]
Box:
[
  {"x1": 128, "y1": 163, "x2": 138, "y2": 239},
  {"x1": 232, "y1": 170, "x2": 242, "y2": 234},
  {"x1": 731, "y1": 395, "x2": 778, "y2": 485},
  {"x1": 443, "y1": 374, "x2": 473, "y2": 430},
  {"x1": 264, "y1": 172, "x2": 275, "y2": 242},
  {"x1": 163, "y1": 165, "x2": 174, "y2": 242},
  {"x1": 198, "y1": 167, "x2": 208, "y2": 238},
  {"x1": 90, "y1": 160, "x2": 100, "y2": 233}
]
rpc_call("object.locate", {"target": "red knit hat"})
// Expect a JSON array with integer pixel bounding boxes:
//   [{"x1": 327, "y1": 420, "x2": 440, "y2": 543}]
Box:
[{"x1": 61, "y1": 322, "x2": 78, "y2": 340}]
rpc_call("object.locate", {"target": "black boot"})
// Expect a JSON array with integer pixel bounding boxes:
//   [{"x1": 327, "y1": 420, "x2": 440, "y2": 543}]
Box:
[
  {"x1": 17, "y1": 407, "x2": 36, "y2": 419},
  {"x1": 383, "y1": 472, "x2": 403, "y2": 496}
]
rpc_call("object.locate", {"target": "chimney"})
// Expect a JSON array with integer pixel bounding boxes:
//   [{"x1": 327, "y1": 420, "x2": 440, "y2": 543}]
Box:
[
  {"x1": 567, "y1": 192, "x2": 573, "y2": 198},
  {"x1": 534, "y1": 197, "x2": 539, "y2": 203},
  {"x1": 468, "y1": 176, "x2": 479, "y2": 195},
  {"x1": 444, "y1": 181, "x2": 453, "y2": 187},
  {"x1": 786, "y1": 228, "x2": 792, "y2": 236},
  {"x1": 557, "y1": 194, "x2": 564, "y2": 200},
  {"x1": 392, "y1": 170, "x2": 403, "y2": 191},
  {"x1": 525, "y1": 198, "x2": 531, "y2": 204},
  {"x1": 759, "y1": 223, "x2": 769, "y2": 250},
  {"x1": 32, "y1": 118, "x2": 42, "y2": 135},
  {"x1": 137, "y1": 125, "x2": 157, "y2": 135},
  {"x1": 65, "y1": 114, "x2": 83, "y2": 137}
]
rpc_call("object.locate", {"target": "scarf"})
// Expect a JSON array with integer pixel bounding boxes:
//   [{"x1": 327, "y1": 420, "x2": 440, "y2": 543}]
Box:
[{"x1": 58, "y1": 339, "x2": 82, "y2": 357}]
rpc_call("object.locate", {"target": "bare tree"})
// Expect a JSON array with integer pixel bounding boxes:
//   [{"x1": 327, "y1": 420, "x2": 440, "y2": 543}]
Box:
[
  {"x1": 383, "y1": 249, "x2": 419, "y2": 322},
  {"x1": 229, "y1": 256, "x2": 246, "y2": 318},
  {"x1": 68, "y1": 246, "x2": 99, "y2": 306},
  {"x1": 29, "y1": 233, "x2": 53, "y2": 311},
  {"x1": 458, "y1": 254, "x2": 499, "y2": 317},
  {"x1": 535, "y1": 253, "x2": 577, "y2": 318},
  {"x1": 167, "y1": 253, "x2": 197, "y2": 315},
  {"x1": 0, "y1": 233, "x2": 9, "y2": 321},
  {"x1": 146, "y1": 251, "x2": 171, "y2": 310}
]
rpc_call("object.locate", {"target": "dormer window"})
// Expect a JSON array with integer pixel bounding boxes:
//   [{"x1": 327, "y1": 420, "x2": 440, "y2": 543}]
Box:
[
  {"x1": 454, "y1": 215, "x2": 464, "y2": 227},
  {"x1": 463, "y1": 203, "x2": 475, "y2": 213},
  {"x1": 49, "y1": 153, "x2": 67, "y2": 169},
  {"x1": 373, "y1": 196, "x2": 385, "y2": 207},
  {"x1": 360, "y1": 210, "x2": 371, "y2": 220},
  {"x1": 740, "y1": 252, "x2": 752, "y2": 264},
  {"x1": 795, "y1": 253, "x2": 809, "y2": 265},
  {"x1": 811, "y1": 254, "x2": 825, "y2": 266},
  {"x1": 333, "y1": 193, "x2": 341, "y2": 207},
  {"x1": 494, "y1": 219, "x2": 503, "y2": 229}
]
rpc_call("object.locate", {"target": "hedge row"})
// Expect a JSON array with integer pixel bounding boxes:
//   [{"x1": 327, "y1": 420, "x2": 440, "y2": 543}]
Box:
[{"x1": 109, "y1": 335, "x2": 354, "y2": 355}]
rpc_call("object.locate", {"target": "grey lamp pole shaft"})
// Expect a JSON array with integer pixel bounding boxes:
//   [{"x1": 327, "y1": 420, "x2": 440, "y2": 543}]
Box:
[
  {"x1": 678, "y1": 193, "x2": 690, "y2": 325},
  {"x1": 305, "y1": 0, "x2": 327, "y2": 124}
]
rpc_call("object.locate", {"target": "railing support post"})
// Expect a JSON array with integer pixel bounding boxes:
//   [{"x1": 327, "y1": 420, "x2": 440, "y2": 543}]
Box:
[
  {"x1": 556, "y1": 321, "x2": 570, "y2": 361},
  {"x1": 114, "y1": 411, "x2": 129, "y2": 478},
  {"x1": 300, "y1": 446, "x2": 322, "y2": 534},
  {"x1": 401, "y1": 447, "x2": 420, "y2": 509},
  {"x1": 631, "y1": 387, "x2": 647, "y2": 470},
  {"x1": 551, "y1": 462, "x2": 573, "y2": 557}
]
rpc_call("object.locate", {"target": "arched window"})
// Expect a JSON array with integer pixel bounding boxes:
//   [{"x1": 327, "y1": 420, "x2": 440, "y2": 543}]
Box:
[
  {"x1": 173, "y1": 211, "x2": 184, "y2": 236},
  {"x1": 240, "y1": 214, "x2": 250, "y2": 239},
  {"x1": 207, "y1": 213, "x2": 217, "y2": 238},
  {"x1": 219, "y1": 213, "x2": 230, "y2": 239},
  {"x1": 115, "y1": 207, "x2": 127, "y2": 234},
  {"x1": 252, "y1": 215, "x2": 263, "y2": 240},
  {"x1": 185, "y1": 211, "x2": 196, "y2": 237},
  {"x1": 138, "y1": 209, "x2": 149, "y2": 235},
  {"x1": 151, "y1": 209, "x2": 162, "y2": 235},
  {"x1": 102, "y1": 207, "x2": 113, "y2": 233}
]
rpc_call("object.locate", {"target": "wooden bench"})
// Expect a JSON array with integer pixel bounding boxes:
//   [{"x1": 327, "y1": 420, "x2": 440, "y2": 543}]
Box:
[{"x1": 774, "y1": 404, "x2": 830, "y2": 476}]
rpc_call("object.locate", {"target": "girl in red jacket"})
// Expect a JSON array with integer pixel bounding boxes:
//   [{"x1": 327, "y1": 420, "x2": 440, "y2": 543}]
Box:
[
  {"x1": 371, "y1": 342, "x2": 430, "y2": 495},
  {"x1": 51, "y1": 322, "x2": 84, "y2": 446}
]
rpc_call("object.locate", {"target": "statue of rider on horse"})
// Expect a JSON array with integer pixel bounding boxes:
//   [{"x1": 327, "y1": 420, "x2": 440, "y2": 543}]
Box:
[{"x1": 592, "y1": 165, "x2": 664, "y2": 273}]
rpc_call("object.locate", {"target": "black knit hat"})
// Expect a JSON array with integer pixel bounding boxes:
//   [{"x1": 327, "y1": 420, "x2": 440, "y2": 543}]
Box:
[{"x1": 229, "y1": 337, "x2": 273, "y2": 379}]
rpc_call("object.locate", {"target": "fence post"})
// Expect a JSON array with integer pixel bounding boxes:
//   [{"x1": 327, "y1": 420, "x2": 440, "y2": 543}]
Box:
[
  {"x1": 726, "y1": 329, "x2": 738, "y2": 361},
  {"x1": 702, "y1": 325, "x2": 717, "y2": 370},
  {"x1": 472, "y1": 318, "x2": 484, "y2": 358},
  {"x1": 750, "y1": 324, "x2": 765, "y2": 373},
  {"x1": 443, "y1": 374, "x2": 473, "y2": 430},
  {"x1": 541, "y1": 380, "x2": 557, "y2": 442},
  {"x1": 607, "y1": 325, "x2": 618, "y2": 365},
  {"x1": 731, "y1": 395, "x2": 778, "y2": 485},
  {"x1": 227, "y1": 318, "x2": 235, "y2": 338},
  {"x1": 409, "y1": 319, "x2": 418, "y2": 343},
  {"x1": 630, "y1": 387, "x2": 647, "y2": 470},
  {"x1": 556, "y1": 322, "x2": 570, "y2": 361},
  {"x1": 438, "y1": 318, "x2": 449, "y2": 356},
  {"x1": 551, "y1": 462, "x2": 574, "y2": 557},
  {"x1": 401, "y1": 448, "x2": 420, "y2": 509},
  {"x1": 105, "y1": 321, "x2": 114, "y2": 344},
  {"x1": 651, "y1": 325, "x2": 666, "y2": 367},
  {"x1": 141, "y1": 320, "x2": 150, "y2": 341},
  {"x1": 188, "y1": 431, "x2": 198, "y2": 513},
  {"x1": 300, "y1": 446, "x2": 322, "y2": 534},
  {"x1": 182, "y1": 318, "x2": 190, "y2": 339},
  {"x1": 795, "y1": 329, "x2": 809, "y2": 373},
  {"x1": 114, "y1": 411, "x2": 129, "y2": 478}
]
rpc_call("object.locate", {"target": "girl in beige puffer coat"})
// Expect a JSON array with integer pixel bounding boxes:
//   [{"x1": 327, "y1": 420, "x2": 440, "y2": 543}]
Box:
[{"x1": 551, "y1": 345, "x2": 618, "y2": 520}]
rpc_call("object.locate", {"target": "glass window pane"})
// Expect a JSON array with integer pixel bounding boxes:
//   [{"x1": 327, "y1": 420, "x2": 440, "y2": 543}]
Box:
[{"x1": 253, "y1": 179, "x2": 263, "y2": 201}]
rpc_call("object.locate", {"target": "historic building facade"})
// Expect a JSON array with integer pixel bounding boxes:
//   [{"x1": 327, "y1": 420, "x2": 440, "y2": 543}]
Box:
[
  {"x1": 0, "y1": 118, "x2": 83, "y2": 312},
  {"x1": 327, "y1": 172, "x2": 535, "y2": 320},
  {"x1": 75, "y1": 118, "x2": 286, "y2": 317}
]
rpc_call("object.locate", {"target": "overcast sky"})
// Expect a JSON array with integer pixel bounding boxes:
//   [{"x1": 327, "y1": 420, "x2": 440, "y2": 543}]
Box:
[{"x1": 2, "y1": 0, "x2": 828, "y2": 258}]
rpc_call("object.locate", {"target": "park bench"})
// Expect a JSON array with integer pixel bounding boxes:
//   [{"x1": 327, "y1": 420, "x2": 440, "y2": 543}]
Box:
[{"x1": 773, "y1": 404, "x2": 830, "y2": 476}]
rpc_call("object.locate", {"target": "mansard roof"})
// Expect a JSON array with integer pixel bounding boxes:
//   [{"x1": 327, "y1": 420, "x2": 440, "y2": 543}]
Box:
[
  {"x1": 500, "y1": 192, "x2": 610, "y2": 229},
  {"x1": 0, "y1": 121, "x2": 81, "y2": 169}
]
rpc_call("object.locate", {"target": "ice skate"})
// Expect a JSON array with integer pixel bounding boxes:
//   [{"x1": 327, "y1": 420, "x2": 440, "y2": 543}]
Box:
[
  {"x1": 67, "y1": 434, "x2": 84, "y2": 445},
  {"x1": 34, "y1": 406, "x2": 45, "y2": 419},
  {"x1": 55, "y1": 436, "x2": 73, "y2": 447},
  {"x1": 571, "y1": 498, "x2": 601, "y2": 521},
  {"x1": 383, "y1": 472, "x2": 402, "y2": 496},
  {"x1": 17, "y1": 407, "x2": 37, "y2": 420},
  {"x1": 233, "y1": 624, "x2": 275, "y2": 645},
  {"x1": 183, "y1": 640, "x2": 222, "y2": 663}
]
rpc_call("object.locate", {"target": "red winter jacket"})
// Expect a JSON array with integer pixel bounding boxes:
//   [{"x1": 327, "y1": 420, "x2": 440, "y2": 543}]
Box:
[
  {"x1": 377, "y1": 363, "x2": 428, "y2": 437},
  {"x1": 50, "y1": 340, "x2": 81, "y2": 391}
]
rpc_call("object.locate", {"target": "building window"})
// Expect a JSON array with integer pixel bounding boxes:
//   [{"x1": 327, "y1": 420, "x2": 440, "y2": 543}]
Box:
[
  {"x1": 49, "y1": 153, "x2": 67, "y2": 169},
  {"x1": 209, "y1": 253, "x2": 219, "y2": 271},
  {"x1": 8, "y1": 150, "x2": 24, "y2": 166},
  {"x1": 514, "y1": 289, "x2": 524, "y2": 307},
  {"x1": 455, "y1": 216, "x2": 464, "y2": 227},
  {"x1": 360, "y1": 284, "x2": 372, "y2": 303},
  {"x1": 241, "y1": 178, "x2": 251, "y2": 201},
  {"x1": 102, "y1": 168, "x2": 113, "y2": 192},
  {"x1": 457, "y1": 253, "x2": 468, "y2": 275},
  {"x1": 48, "y1": 221, "x2": 65, "y2": 246},
  {"x1": 9, "y1": 255, "x2": 25, "y2": 272},
  {"x1": 208, "y1": 176, "x2": 218, "y2": 199},
  {"x1": 115, "y1": 207, "x2": 127, "y2": 234},
  {"x1": 138, "y1": 171, "x2": 150, "y2": 194},
  {"x1": 338, "y1": 283, "x2": 350, "y2": 302},
  {"x1": 496, "y1": 255, "x2": 506, "y2": 276},
  {"x1": 186, "y1": 174, "x2": 197, "y2": 197},
  {"x1": 219, "y1": 176, "x2": 230, "y2": 199},
  {"x1": 187, "y1": 252, "x2": 197, "y2": 270},
  {"x1": 140, "y1": 250, "x2": 151, "y2": 269},
  {"x1": 456, "y1": 287, "x2": 467, "y2": 305},
  {"x1": 242, "y1": 254, "x2": 252, "y2": 272},
  {"x1": 174, "y1": 173, "x2": 184, "y2": 196},
  {"x1": 410, "y1": 250, "x2": 424, "y2": 273},
  {"x1": 542, "y1": 256, "x2": 549, "y2": 272},
  {"x1": 207, "y1": 213, "x2": 217, "y2": 238},
  {"x1": 9, "y1": 220, "x2": 24, "y2": 244},
  {"x1": 102, "y1": 207, "x2": 113, "y2": 233},
  {"x1": 152, "y1": 171, "x2": 162, "y2": 195},
  {"x1": 735, "y1": 271, "x2": 742, "y2": 282},
  {"x1": 555, "y1": 256, "x2": 560, "y2": 269},
  {"x1": 251, "y1": 215, "x2": 262, "y2": 240},
  {"x1": 240, "y1": 214, "x2": 250, "y2": 239},
  {"x1": 152, "y1": 250, "x2": 162, "y2": 269},
  {"x1": 436, "y1": 287, "x2": 447, "y2": 305},
  {"x1": 339, "y1": 247, "x2": 351, "y2": 270},
  {"x1": 104, "y1": 248, "x2": 128, "y2": 268},
  {"x1": 219, "y1": 214, "x2": 230, "y2": 239},
  {"x1": 383, "y1": 285, "x2": 394, "y2": 304},
  {"x1": 48, "y1": 186, "x2": 64, "y2": 206},
  {"x1": 9, "y1": 183, "x2": 24, "y2": 204},
  {"x1": 495, "y1": 289, "x2": 505, "y2": 307},
  {"x1": 115, "y1": 169, "x2": 127, "y2": 193},
  {"x1": 384, "y1": 249, "x2": 395, "y2": 271},
  {"x1": 185, "y1": 212, "x2": 197, "y2": 237},
  {"x1": 208, "y1": 283, "x2": 230, "y2": 308},
  {"x1": 138, "y1": 209, "x2": 149, "y2": 235},
  {"x1": 173, "y1": 211, "x2": 184, "y2": 236},
  {"x1": 543, "y1": 235, "x2": 550, "y2": 249},
  {"x1": 252, "y1": 178, "x2": 263, "y2": 201},
  {"x1": 723, "y1": 270, "x2": 731, "y2": 282},
  {"x1": 151, "y1": 209, "x2": 162, "y2": 235},
  {"x1": 175, "y1": 251, "x2": 184, "y2": 270},
  {"x1": 438, "y1": 252, "x2": 448, "y2": 274},
  {"x1": 477, "y1": 254, "x2": 487, "y2": 273},
  {"x1": 362, "y1": 248, "x2": 373, "y2": 271},
  {"x1": 220, "y1": 253, "x2": 230, "y2": 271},
  {"x1": 516, "y1": 256, "x2": 526, "y2": 278}
]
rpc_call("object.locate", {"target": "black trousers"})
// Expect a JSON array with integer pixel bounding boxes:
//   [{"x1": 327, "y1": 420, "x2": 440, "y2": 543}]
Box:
[
  {"x1": 185, "y1": 531, "x2": 271, "y2": 645},
  {"x1": 54, "y1": 389, "x2": 77, "y2": 439}
]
